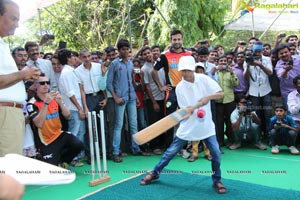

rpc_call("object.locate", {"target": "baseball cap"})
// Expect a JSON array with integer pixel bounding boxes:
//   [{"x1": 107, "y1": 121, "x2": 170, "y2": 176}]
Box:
[
  {"x1": 195, "y1": 62, "x2": 205, "y2": 70},
  {"x1": 178, "y1": 56, "x2": 196, "y2": 71}
]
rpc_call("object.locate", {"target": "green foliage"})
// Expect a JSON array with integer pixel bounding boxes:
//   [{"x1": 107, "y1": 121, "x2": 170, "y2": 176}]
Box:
[
  {"x1": 147, "y1": 0, "x2": 230, "y2": 47},
  {"x1": 36, "y1": 0, "x2": 153, "y2": 51}
]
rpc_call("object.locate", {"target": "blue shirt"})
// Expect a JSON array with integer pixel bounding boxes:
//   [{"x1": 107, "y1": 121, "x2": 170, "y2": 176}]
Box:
[
  {"x1": 269, "y1": 114, "x2": 298, "y2": 132},
  {"x1": 106, "y1": 58, "x2": 136, "y2": 102}
]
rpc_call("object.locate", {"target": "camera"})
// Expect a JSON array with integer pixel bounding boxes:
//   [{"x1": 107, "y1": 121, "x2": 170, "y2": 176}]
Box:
[
  {"x1": 245, "y1": 50, "x2": 254, "y2": 64},
  {"x1": 288, "y1": 59, "x2": 293, "y2": 66},
  {"x1": 221, "y1": 65, "x2": 228, "y2": 70},
  {"x1": 133, "y1": 68, "x2": 141, "y2": 74},
  {"x1": 275, "y1": 121, "x2": 281, "y2": 127},
  {"x1": 240, "y1": 100, "x2": 253, "y2": 115},
  {"x1": 245, "y1": 101, "x2": 253, "y2": 115}
]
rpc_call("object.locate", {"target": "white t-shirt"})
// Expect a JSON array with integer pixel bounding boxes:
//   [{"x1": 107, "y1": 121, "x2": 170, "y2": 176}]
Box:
[
  {"x1": 175, "y1": 73, "x2": 221, "y2": 141},
  {"x1": 0, "y1": 37, "x2": 26, "y2": 103}
]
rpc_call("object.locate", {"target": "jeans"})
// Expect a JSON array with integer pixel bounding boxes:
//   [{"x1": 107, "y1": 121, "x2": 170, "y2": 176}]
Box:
[
  {"x1": 68, "y1": 110, "x2": 86, "y2": 143},
  {"x1": 113, "y1": 99, "x2": 141, "y2": 155},
  {"x1": 269, "y1": 129, "x2": 297, "y2": 147},
  {"x1": 249, "y1": 93, "x2": 272, "y2": 133},
  {"x1": 153, "y1": 135, "x2": 222, "y2": 184},
  {"x1": 137, "y1": 107, "x2": 147, "y2": 131},
  {"x1": 68, "y1": 110, "x2": 86, "y2": 158}
]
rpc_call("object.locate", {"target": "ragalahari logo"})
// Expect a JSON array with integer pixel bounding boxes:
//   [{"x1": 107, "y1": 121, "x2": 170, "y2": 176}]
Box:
[{"x1": 240, "y1": 0, "x2": 299, "y2": 15}]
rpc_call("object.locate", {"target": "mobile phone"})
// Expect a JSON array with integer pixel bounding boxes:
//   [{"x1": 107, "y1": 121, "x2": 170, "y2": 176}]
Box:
[
  {"x1": 58, "y1": 41, "x2": 67, "y2": 49},
  {"x1": 46, "y1": 34, "x2": 55, "y2": 40},
  {"x1": 51, "y1": 85, "x2": 58, "y2": 92},
  {"x1": 288, "y1": 59, "x2": 293, "y2": 66},
  {"x1": 279, "y1": 33, "x2": 286, "y2": 38},
  {"x1": 200, "y1": 40, "x2": 207, "y2": 45}
]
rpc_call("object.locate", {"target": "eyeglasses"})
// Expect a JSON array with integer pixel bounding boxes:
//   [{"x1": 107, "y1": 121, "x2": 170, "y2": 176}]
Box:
[{"x1": 38, "y1": 81, "x2": 50, "y2": 85}]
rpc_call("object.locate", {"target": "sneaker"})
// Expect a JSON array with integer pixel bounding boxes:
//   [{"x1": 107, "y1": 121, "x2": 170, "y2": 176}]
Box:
[
  {"x1": 229, "y1": 142, "x2": 241, "y2": 150},
  {"x1": 271, "y1": 145, "x2": 279, "y2": 154},
  {"x1": 254, "y1": 142, "x2": 267, "y2": 150},
  {"x1": 289, "y1": 146, "x2": 300, "y2": 155},
  {"x1": 140, "y1": 172, "x2": 159, "y2": 185},
  {"x1": 70, "y1": 160, "x2": 84, "y2": 167}
]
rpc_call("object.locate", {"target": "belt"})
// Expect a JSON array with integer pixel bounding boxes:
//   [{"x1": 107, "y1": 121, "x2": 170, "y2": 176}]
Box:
[
  {"x1": 0, "y1": 102, "x2": 23, "y2": 108},
  {"x1": 86, "y1": 91, "x2": 102, "y2": 97}
]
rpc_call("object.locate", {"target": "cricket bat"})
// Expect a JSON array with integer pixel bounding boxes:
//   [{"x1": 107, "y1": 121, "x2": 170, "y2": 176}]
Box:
[{"x1": 133, "y1": 102, "x2": 201, "y2": 145}]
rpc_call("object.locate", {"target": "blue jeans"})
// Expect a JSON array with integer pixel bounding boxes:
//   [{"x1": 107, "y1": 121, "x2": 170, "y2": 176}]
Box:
[
  {"x1": 68, "y1": 110, "x2": 85, "y2": 144},
  {"x1": 153, "y1": 135, "x2": 222, "y2": 184},
  {"x1": 137, "y1": 107, "x2": 147, "y2": 131},
  {"x1": 113, "y1": 99, "x2": 141, "y2": 155}
]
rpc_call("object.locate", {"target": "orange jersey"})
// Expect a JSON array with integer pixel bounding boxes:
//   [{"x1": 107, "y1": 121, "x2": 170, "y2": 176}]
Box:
[
  {"x1": 154, "y1": 48, "x2": 192, "y2": 87},
  {"x1": 27, "y1": 96, "x2": 62, "y2": 145}
]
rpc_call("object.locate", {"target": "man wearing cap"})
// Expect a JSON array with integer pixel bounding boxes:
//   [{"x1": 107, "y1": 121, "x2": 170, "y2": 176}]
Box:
[
  {"x1": 140, "y1": 56, "x2": 226, "y2": 194},
  {"x1": 244, "y1": 41, "x2": 273, "y2": 137},
  {"x1": 0, "y1": 0, "x2": 40, "y2": 156}
]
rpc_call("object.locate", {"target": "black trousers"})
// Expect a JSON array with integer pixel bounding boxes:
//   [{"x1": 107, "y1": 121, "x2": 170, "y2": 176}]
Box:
[{"x1": 39, "y1": 131, "x2": 83, "y2": 165}]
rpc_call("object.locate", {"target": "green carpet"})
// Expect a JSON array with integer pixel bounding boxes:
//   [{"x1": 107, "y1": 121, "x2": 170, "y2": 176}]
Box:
[
  {"x1": 23, "y1": 147, "x2": 300, "y2": 199},
  {"x1": 81, "y1": 171, "x2": 300, "y2": 200}
]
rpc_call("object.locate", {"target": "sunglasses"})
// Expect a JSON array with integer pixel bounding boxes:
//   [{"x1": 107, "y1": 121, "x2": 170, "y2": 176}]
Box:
[{"x1": 38, "y1": 81, "x2": 50, "y2": 85}]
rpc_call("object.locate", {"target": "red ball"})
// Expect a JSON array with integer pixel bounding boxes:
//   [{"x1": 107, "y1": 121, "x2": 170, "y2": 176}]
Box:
[{"x1": 197, "y1": 109, "x2": 205, "y2": 118}]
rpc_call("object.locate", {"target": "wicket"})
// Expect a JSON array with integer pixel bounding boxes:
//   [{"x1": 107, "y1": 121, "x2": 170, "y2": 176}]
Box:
[{"x1": 87, "y1": 110, "x2": 110, "y2": 187}]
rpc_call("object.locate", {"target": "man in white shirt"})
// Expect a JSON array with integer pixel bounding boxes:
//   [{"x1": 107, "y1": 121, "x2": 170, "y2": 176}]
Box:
[
  {"x1": 74, "y1": 49, "x2": 107, "y2": 113},
  {"x1": 0, "y1": 0, "x2": 40, "y2": 156},
  {"x1": 74, "y1": 49, "x2": 108, "y2": 161},
  {"x1": 244, "y1": 41, "x2": 273, "y2": 138},
  {"x1": 140, "y1": 56, "x2": 226, "y2": 194},
  {"x1": 58, "y1": 49, "x2": 85, "y2": 166},
  {"x1": 25, "y1": 41, "x2": 57, "y2": 90}
]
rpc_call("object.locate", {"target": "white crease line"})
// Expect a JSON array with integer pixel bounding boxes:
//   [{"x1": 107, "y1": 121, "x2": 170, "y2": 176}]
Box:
[{"x1": 229, "y1": 152, "x2": 300, "y2": 162}]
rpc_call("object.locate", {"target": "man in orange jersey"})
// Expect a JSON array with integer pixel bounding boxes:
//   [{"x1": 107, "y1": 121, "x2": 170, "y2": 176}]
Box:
[
  {"x1": 152, "y1": 29, "x2": 192, "y2": 148},
  {"x1": 27, "y1": 73, "x2": 83, "y2": 166}
]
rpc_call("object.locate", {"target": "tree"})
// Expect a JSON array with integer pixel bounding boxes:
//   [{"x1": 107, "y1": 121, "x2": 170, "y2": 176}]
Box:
[
  {"x1": 146, "y1": 0, "x2": 230, "y2": 47},
  {"x1": 34, "y1": 0, "x2": 153, "y2": 51}
]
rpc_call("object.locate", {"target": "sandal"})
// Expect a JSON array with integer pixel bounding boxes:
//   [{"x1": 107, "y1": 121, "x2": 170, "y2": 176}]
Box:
[
  {"x1": 113, "y1": 155, "x2": 122, "y2": 163},
  {"x1": 187, "y1": 155, "x2": 198, "y2": 162},
  {"x1": 140, "y1": 172, "x2": 159, "y2": 185},
  {"x1": 132, "y1": 151, "x2": 151, "y2": 156},
  {"x1": 205, "y1": 155, "x2": 212, "y2": 161},
  {"x1": 213, "y1": 182, "x2": 227, "y2": 194},
  {"x1": 153, "y1": 148, "x2": 162, "y2": 155}
]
